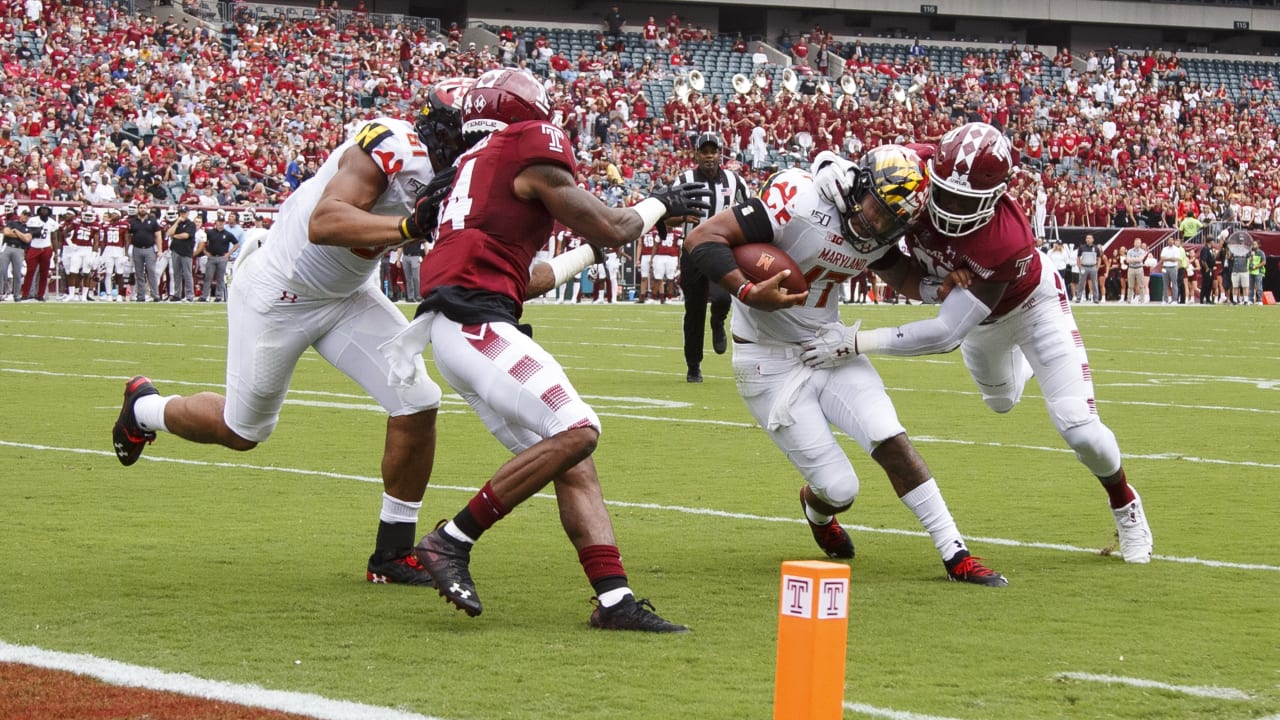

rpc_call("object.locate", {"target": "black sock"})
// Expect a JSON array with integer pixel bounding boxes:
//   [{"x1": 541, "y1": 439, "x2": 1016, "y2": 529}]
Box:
[
  {"x1": 452, "y1": 506, "x2": 484, "y2": 543},
  {"x1": 375, "y1": 520, "x2": 416, "y2": 559}
]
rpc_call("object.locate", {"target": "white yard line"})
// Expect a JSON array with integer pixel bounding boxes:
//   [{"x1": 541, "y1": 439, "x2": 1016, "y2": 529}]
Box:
[
  {"x1": 1055, "y1": 672, "x2": 1253, "y2": 700},
  {"x1": 843, "y1": 703, "x2": 969, "y2": 720},
  {"x1": 2, "y1": 438, "x2": 1277, "y2": 574},
  {"x1": 0, "y1": 640, "x2": 446, "y2": 720}
]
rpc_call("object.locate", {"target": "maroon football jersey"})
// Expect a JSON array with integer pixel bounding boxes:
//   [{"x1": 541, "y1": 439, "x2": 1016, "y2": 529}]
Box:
[
  {"x1": 903, "y1": 195, "x2": 1042, "y2": 318},
  {"x1": 102, "y1": 220, "x2": 129, "y2": 249},
  {"x1": 422, "y1": 120, "x2": 576, "y2": 311},
  {"x1": 67, "y1": 220, "x2": 97, "y2": 247}
]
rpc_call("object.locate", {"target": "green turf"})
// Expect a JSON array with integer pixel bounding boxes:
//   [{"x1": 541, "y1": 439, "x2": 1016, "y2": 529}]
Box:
[{"x1": 1, "y1": 300, "x2": 1277, "y2": 720}]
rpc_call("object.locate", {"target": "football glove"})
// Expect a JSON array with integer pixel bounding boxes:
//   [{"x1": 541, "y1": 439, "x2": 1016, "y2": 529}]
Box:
[
  {"x1": 648, "y1": 182, "x2": 712, "y2": 219},
  {"x1": 811, "y1": 153, "x2": 858, "y2": 214},
  {"x1": 400, "y1": 166, "x2": 457, "y2": 239},
  {"x1": 800, "y1": 320, "x2": 862, "y2": 369}
]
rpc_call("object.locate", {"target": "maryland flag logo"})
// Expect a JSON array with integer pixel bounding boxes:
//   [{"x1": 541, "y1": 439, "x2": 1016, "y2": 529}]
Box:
[
  {"x1": 868, "y1": 145, "x2": 927, "y2": 220},
  {"x1": 355, "y1": 122, "x2": 393, "y2": 153}
]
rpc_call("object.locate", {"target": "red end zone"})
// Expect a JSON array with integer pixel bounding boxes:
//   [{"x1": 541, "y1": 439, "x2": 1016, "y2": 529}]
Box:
[{"x1": 0, "y1": 663, "x2": 320, "y2": 720}]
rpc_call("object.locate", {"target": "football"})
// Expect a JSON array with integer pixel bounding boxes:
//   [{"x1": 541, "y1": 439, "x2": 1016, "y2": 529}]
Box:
[{"x1": 732, "y1": 243, "x2": 808, "y2": 294}]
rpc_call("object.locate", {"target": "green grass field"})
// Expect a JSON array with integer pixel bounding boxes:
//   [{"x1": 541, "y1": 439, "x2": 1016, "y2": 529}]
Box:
[{"x1": 1, "y1": 300, "x2": 1277, "y2": 720}]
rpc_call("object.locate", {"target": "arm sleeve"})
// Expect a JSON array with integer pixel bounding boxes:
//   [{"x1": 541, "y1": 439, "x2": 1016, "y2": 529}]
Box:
[{"x1": 857, "y1": 287, "x2": 991, "y2": 356}]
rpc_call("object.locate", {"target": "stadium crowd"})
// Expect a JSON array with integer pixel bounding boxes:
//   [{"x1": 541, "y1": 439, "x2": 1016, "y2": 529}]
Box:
[{"x1": 0, "y1": 0, "x2": 1274, "y2": 302}]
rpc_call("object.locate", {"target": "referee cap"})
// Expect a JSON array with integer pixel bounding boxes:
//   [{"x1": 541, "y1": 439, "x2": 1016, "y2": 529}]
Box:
[{"x1": 695, "y1": 131, "x2": 721, "y2": 150}]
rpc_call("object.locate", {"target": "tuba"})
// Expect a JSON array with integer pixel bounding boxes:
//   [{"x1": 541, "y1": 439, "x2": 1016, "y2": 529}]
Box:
[
  {"x1": 782, "y1": 67, "x2": 799, "y2": 96},
  {"x1": 755, "y1": 69, "x2": 769, "y2": 89},
  {"x1": 836, "y1": 73, "x2": 857, "y2": 110},
  {"x1": 674, "y1": 75, "x2": 690, "y2": 102},
  {"x1": 818, "y1": 77, "x2": 832, "y2": 96},
  {"x1": 689, "y1": 69, "x2": 705, "y2": 94},
  {"x1": 891, "y1": 83, "x2": 909, "y2": 109},
  {"x1": 732, "y1": 73, "x2": 752, "y2": 95}
]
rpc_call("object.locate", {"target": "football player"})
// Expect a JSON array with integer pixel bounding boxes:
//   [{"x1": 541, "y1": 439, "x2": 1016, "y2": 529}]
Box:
[
  {"x1": 684, "y1": 144, "x2": 1007, "y2": 586},
  {"x1": 59, "y1": 208, "x2": 98, "y2": 301},
  {"x1": 380, "y1": 67, "x2": 714, "y2": 630},
  {"x1": 99, "y1": 208, "x2": 133, "y2": 301},
  {"x1": 803, "y1": 123, "x2": 1153, "y2": 564}
]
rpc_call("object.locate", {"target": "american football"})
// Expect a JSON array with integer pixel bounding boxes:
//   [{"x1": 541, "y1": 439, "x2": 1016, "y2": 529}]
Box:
[{"x1": 732, "y1": 243, "x2": 808, "y2": 294}]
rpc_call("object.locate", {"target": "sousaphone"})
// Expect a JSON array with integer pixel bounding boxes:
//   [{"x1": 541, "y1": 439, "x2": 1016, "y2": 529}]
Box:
[{"x1": 689, "y1": 69, "x2": 706, "y2": 94}]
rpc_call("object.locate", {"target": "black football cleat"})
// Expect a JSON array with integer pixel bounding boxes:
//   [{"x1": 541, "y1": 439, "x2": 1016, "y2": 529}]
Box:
[
  {"x1": 367, "y1": 549, "x2": 434, "y2": 586},
  {"x1": 712, "y1": 324, "x2": 727, "y2": 355},
  {"x1": 686, "y1": 366, "x2": 703, "y2": 383},
  {"x1": 113, "y1": 375, "x2": 159, "y2": 466},
  {"x1": 944, "y1": 551, "x2": 1008, "y2": 587},
  {"x1": 801, "y1": 486, "x2": 855, "y2": 559},
  {"x1": 589, "y1": 595, "x2": 690, "y2": 634},
  {"x1": 415, "y1": 524, "x2": 482, "y2": 616}
]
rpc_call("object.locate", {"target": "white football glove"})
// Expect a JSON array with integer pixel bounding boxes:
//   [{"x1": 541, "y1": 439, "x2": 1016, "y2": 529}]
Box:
[
  {"x1": 800, "y1": 320, "x2": 862, "y2": 369},
  {"x1": 811, "y1": 151, "x2": 858, "y2": 214}
]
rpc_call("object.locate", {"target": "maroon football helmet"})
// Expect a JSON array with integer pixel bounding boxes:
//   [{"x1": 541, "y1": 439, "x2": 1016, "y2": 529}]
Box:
[
  {"x1": 415, "y1": 77, "x2": 473, "y2": 169},
  {"x1": 461, "y1": 68, "x2": 551, "y2": 140},
  {"x1": 926, "y1": 122, "x2": 1015, "y2": 236}
]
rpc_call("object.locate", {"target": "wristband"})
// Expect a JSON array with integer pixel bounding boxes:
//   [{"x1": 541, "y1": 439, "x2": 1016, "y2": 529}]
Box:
[
  {"x1": 853, "y1": 328, "x2": 881, "y2": 355},
  {"x1": 398, "y1": 217, "x2": 413, "y2": 240},
  {"x1": 547, "y1": 243, "x2": 599, "y2": 287},
  {"x1": 631, "y1": 197, "x2": 667, "y2": 234},
  {"x1": 735, "y1": 281, "x2": 754, "y2": 301}
]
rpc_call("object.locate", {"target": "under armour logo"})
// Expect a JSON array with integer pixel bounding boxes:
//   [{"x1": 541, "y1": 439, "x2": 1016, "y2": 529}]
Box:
[
  {"x1": 450, "y1": 583, "x2": 472, "y2": 599},
  {"x1": 835, "y1": 348, "x2": 850, "y2": 357},
  {"x1": 370, "y1": 574, "x2": 389, "y2": 584},
  {"x1": 279, "y1": 290, "x2": 298, "y2": 303}
]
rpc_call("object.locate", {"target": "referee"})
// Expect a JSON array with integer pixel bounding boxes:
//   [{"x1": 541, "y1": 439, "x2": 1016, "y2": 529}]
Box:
[{"x1": 674, "y1": 131, "x2": 748, "y2": 383}]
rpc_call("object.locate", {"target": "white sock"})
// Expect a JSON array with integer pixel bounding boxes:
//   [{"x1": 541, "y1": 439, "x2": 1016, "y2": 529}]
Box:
[
  {"x1": 804, "y1": 503, "x2": 833, "y2": 526},
  {"x1": 597, "y1": 587, "x2": 633, "y2": 608},
  {"x1": 379, "y1": 492, "x2": 421, "y2": 524},
  {"x1": 901, "y1": 479, "x2": 967, "y2": 562},
  {"x1": 442, "y1": 520, "x2": 476, "y2": 545},
  {"x1": 134, "y1": 394, "x2": 176, "y2": 433}
]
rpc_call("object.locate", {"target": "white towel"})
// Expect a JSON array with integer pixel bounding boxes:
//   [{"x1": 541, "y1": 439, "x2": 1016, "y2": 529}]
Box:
[{"x1": 378, "y1": 311, "x2": 436, "y2": 388}]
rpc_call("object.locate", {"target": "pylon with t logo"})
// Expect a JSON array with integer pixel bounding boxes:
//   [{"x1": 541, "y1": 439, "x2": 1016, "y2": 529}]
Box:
[{"x1": 773, "y1": 560, "x2": 850, "y2": 720}]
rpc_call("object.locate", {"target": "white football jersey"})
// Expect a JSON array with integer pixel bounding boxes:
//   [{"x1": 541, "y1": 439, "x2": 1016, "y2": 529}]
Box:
[
  {"x1": 731, "y1": 168, "x2": 893, "y2": 344},
  {"x1": 259, "y1": 118, "x2": 439, "y2": 298}
]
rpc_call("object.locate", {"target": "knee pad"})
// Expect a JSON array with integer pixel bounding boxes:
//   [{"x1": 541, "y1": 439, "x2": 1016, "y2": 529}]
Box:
[
  {"x1": 392, "y1": 368, "x2": 443, "y2": 416},
  {"x1": 788, "y1": 442, "x2": 859, "y2": 509},
  {"x1": 984, "y1": 395, "x2": 1017, "y2": 414},
  {"x1": 1057, "y1": 413, "x2": 1122, "y2": 478},
  {"x1": 980, "y1": 355, "x2": 1032, "y2": 414}
]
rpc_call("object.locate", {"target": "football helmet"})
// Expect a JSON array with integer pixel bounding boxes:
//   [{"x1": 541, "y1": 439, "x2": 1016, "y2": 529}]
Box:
[
  {"x1": 927, "y1": 122, "x2": 1015, "y2": 236},
  {"x1": 839, "y1": 144, "x2": 928, "y2": 254},
  {"x1": 414, "y1": 77, "x2": 472, "y2": 170},
  {"x1": 461, "y1": 68, "x2": 551, "y2": 139}
]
